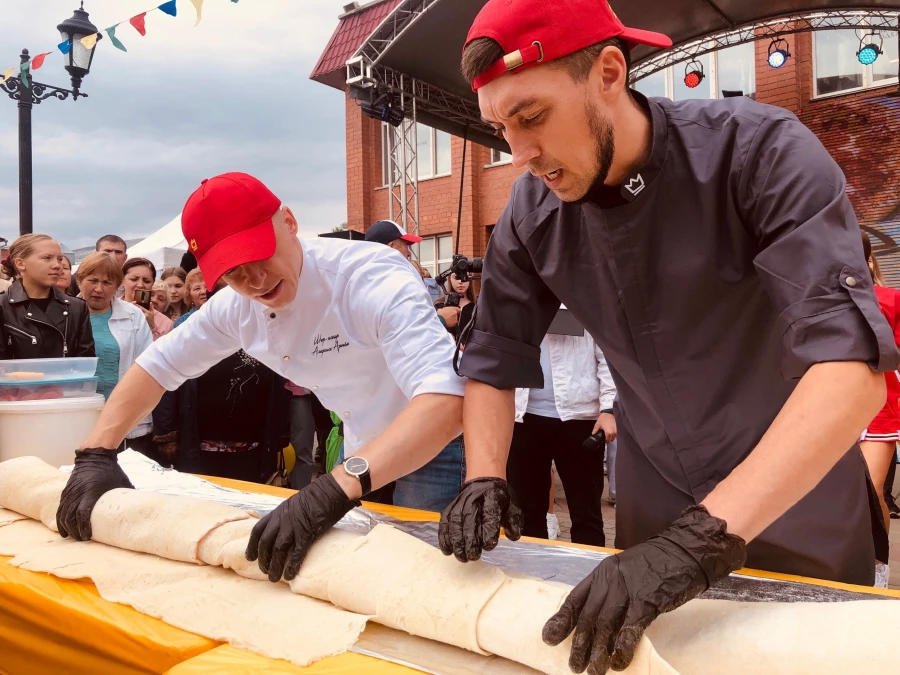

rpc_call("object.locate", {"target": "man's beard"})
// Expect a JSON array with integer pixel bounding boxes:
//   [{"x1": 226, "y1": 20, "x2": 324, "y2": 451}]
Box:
[{"x1": 587, "y1": 98, "x2": 616, "y2": 189}]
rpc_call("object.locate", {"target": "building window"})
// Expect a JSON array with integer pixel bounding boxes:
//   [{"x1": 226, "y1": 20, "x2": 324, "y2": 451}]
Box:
[
  {"x1": 814, "y1": 30, "x2": 899, "y2": 97},
  {"x1": 489, "y1": 148, "x2": 512, "y2": 165},
  {"x1": 633, "y1": 41, "x2": 756, "y2": 100},
  {"x1": 382, "y1": 123, "x2": 452, "y2": 186},
  {"x1": 411, "y1": 234, "x2": 453, "y2": 277}
]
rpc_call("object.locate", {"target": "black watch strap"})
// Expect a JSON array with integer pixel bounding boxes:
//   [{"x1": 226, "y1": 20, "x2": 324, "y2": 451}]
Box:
[{"x1": 359, "y1": 470, "x2": 372, "y2": 498}]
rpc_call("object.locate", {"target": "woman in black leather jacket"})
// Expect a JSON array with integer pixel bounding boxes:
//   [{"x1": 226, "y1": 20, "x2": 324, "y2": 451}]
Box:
[{"x1": 0, "y1": 234, "x2": 94, "y2": 359}]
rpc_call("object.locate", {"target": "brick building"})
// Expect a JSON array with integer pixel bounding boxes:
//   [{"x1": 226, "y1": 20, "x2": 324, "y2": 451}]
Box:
[{"x1": 312, "y1": 2, "x2": 900, "y2": 283}]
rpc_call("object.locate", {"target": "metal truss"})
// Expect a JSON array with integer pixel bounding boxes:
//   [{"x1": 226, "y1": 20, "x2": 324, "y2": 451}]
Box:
[
  {"x1": 382, "y1": 82, "x2": 421, "y2": 235},
  {"x1": 632, "y1": 9, "x2": 900, "y2": 81},
  {"x1": 354, "y1": 0, "x2": 441, "y2": 66}
]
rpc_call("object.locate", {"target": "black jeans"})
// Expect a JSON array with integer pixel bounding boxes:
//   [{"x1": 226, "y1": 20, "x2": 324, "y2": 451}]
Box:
[{"x1": 507, "y1": 413, "x2": 605, "y2": 546}]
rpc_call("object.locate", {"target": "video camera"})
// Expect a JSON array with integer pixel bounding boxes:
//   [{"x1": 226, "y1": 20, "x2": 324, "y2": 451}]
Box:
[{"x1": 436, "y1": 254, "x2": 483, "y2": 286}]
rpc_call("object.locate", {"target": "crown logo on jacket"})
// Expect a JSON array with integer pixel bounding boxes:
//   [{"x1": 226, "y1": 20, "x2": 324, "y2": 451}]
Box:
[{"x1": 625, "y1": 174, "x2": 645, "y2": 196}]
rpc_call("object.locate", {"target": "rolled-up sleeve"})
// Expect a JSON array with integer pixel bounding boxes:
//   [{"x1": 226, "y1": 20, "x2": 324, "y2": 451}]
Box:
[
  {"x1": 135, "y1": 294, "x2": 242, "y2": 391},
  {"x1": 459, "y1": 188, "x2": 560, "y2": 389},
  {"x1": 740, "y1": 115, "x2": 900, "y2": 378},
  {"x1": 346, "y1": 258, "x2": 466, "y2": 401}
]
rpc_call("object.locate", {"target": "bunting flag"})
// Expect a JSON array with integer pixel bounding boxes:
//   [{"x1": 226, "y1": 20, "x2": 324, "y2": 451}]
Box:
[
  {"x1": 80, "y1": 33, "x2": 100, "y2": 50},
  {"x1": 130, "y1": 12, "x2": 147, "y2": 36},
  {"x1": 3, "y1": 0, "x2": 242, "y2": 86},
  {"x1": 30, "y1": 52, "x2": 53, "y2": 70},
  {"x1": 190, "y1": 0, "x2": 203, "y2": 25},
  {"x1": 106, "y1": 25, "x2": 128, "y2": 52},
  {"x1": 159, "y1": 0, "x2": 178, "y2": 17}
]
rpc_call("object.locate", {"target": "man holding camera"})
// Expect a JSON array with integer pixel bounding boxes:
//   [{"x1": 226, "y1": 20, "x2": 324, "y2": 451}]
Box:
[
  {"x1": 440, "y1": 1, "x2": 900, "y2": 673},
  {"x1": 55, "y1": 172, "x2": 467, "y2": 585}
]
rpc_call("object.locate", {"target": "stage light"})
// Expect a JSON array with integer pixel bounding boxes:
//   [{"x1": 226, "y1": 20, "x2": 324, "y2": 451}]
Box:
[
  {"x1": 767, "y1": 39, "x2": 790, "y2": 69},
  {"x1": 683, "y1": 60, "x2": 704, "y2": 89},
  {"x1": 857, "y1": 32, "x2": 883, "y2": 66}
]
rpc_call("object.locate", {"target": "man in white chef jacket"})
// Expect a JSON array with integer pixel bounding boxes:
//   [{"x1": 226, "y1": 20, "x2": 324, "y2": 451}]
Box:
[{"x1": 55, "y1": 172, "x2": 466, "y2": 583}]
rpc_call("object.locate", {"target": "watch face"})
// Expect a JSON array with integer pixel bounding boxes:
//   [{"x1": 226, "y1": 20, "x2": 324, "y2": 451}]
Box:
[{"x1": 344, "y1": 456, "x2": 368, "y2": 477}]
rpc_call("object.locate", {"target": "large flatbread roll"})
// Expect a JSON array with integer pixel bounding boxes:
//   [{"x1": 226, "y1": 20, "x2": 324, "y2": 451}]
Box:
[
  {"x1": 477, "y1": 576, "x2": 679, "y2": 675},
  {"x1": 646, "y1": 597, "x2": 900, "y2": 674},
  {"x1": 91, "y1": 488, "x2": 252, "y2": 563},
  {"x1": 0, "y1": 456, "x2": 68, "y2": 529},
  {"x1": 325, "y1": 524, "x2": 506, "y2": 654},
  {"x1": 0, "y1": 507, "x2": 27, "y2": 528}
]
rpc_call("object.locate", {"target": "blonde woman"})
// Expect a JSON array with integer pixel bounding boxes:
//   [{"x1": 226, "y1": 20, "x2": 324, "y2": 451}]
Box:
[{"x1": 0, "y1": 234, "x2": 94, "y2": 359}]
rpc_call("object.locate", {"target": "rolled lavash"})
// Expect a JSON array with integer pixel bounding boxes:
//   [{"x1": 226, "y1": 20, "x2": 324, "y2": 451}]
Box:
[
  {"x1": 90, "y1": 488, "x2": 252, "y2": 563},
  {"x1": 0, "y1": 455, "x2": 68, "y2": 530}
]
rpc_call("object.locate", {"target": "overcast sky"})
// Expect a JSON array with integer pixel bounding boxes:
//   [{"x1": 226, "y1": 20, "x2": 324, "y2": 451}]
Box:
[{"x1": 0, "y1": 0, "x2": 349, "y2": 249}]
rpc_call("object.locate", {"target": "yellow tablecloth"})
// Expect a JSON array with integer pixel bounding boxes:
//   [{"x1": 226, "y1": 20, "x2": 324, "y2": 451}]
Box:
[{"x1": 1, "y1": 476, "x2": 897, "y2": 675}]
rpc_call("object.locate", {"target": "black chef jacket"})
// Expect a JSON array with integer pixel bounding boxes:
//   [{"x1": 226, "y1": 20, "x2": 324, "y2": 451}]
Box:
[{"x1": 460, "y1": 92, "x2": 900, "y2": 585}]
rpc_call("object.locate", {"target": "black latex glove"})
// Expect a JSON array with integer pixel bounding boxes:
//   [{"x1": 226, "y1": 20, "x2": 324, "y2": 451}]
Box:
[
  {"x1": 438, "y1": 477, "x2": 524, "y2": 563},
  {"x1": 57, "y1": 448, "x2": 134, "y2": 541},
  {"x1": 542, "y1": 505, "x2": 746, "y2": 674},
  {"x1": 245, "y1": 473, "x2": 359, "y2": 582}
]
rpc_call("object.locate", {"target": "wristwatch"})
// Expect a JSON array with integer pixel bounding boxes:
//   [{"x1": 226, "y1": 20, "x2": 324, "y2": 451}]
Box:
[{"x1": 342, "y1": 456, "x2": 372, "y2": 497}]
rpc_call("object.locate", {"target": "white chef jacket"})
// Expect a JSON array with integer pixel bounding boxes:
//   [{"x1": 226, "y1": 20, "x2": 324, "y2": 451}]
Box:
[{"x1": 136, "y1": 237, "x2": 466, "y2": 454}]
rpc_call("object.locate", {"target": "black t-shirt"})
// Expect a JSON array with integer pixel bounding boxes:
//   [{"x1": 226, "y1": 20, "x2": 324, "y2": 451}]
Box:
[
  {"x1": 196, "y1": 350, "x2": 275, "y2": 442},
  {"x1": 29, "y1": 297, "x2": 53, "y2": 313}
]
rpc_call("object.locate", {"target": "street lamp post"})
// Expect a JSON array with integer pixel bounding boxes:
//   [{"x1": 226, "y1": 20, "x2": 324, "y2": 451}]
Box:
[{"x1": 0, "y1": 3, "x2": 101, "y2": 237}]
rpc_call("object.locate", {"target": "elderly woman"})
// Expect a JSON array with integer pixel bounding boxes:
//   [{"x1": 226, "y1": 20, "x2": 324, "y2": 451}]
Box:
[
  {"x1": 174, "y1": 268, "x2": 208, "y2": 328},
  {"x1": 121, "y1": 257, "x2": 173, "y2": 340},
  {"x1": 0, "y1": 234, "x2": 94, "y2": 359},
  {"x1": 76, "y1": 252, "x2": 155, "y2": 457}
]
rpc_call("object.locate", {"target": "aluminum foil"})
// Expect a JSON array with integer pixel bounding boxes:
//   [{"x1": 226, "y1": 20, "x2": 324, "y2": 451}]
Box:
[{"x1": 69, "y1": 451, "x2": 893, "y2": 604}]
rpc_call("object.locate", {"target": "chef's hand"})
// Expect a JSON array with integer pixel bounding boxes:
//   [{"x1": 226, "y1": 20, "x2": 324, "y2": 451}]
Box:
[
  {"x1": 438, "y1": 477, "x2": 524, "y2": 562},
  {"x1": 592, "y1": 412, "x2": 617, "y2": 443},
  {"x1": 57, "y1": 448, "x2": 134, "y2": 541},
  {"x1": 245, "y1": 473, "x2": 359, "y2": 582},
  {"x1": 543, "y1": 505, "x2": 746, "y2": 674}
]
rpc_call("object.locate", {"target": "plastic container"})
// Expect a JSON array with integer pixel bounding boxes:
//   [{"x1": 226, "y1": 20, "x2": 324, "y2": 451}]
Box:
[
  {"x1": 0, "y1": 377, "x2": 98, "y2": 402},
  {"x1": 0, "y1": 394, "x2": 105, "y2": 467},
  {"x1": 0, "y1": 357, "x2": 98, "y2": 383}
]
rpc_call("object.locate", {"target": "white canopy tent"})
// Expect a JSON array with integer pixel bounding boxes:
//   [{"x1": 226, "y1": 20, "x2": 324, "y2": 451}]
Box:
[{"x1": 127, "y1": 214, "x2": 187, "y2": 272}]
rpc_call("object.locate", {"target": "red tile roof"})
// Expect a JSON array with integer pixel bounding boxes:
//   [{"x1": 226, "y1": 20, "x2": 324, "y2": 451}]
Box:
[{"x1": 310, "y1": 0, "x2": 402, "y2": 90}]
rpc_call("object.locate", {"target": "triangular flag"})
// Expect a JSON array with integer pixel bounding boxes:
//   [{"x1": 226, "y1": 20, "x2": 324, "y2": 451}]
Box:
[
  {"x1": 80, "y1": 33, "x2": 99, "y2": 50},
  {"x1": 58, "y1": 39, "x2": 71, "y2": 55},
  {"x1": 158, "y1": 0, "x2": 177, "y2": 17},
  {"x1": 190, "y1": 0, "x2": 203, "y2": 25},
  {"x1": 1, "y1": 68, "x2": 14, "y2": 83},
  {"x1": 30, "y1": 52, "x2": 53, "y2": 70},
  {"x1": 19, "y1": 62, "x2": 29, "y2": 87},
  {"x1": 106, "y1": 25, "x2": 128, "y2": 52},
  {"x1": 130, "y1": 13, "x2": 147, "y2": 36}
]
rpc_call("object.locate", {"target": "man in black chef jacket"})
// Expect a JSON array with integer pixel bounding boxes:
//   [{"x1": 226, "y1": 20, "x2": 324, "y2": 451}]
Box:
[{"x1": 437, "y1": 1, "x2": 900, "y2": 673}]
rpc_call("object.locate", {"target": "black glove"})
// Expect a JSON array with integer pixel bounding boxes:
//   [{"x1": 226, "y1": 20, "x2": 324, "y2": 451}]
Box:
[
  {"x1": 57, "y1": 448, "x2": 134, "y2": 541},
  {"x1": 245, "y1": 473, "x2": 359, "y2": 582},
  {"x1": 438, "y1": 477, "x2": 524, "y2": 563},
  {"x1": 542, "y1": 505, "x2": 746, "y2": 674}
]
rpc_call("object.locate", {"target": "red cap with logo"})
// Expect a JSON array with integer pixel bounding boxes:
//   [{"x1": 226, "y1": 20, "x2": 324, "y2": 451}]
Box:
[
  {"x1": 181, "y1": 172, "x2": 281, "y2": 288},
  {"x1": 466, "y1": 0, "x2": 672, "y2": 91}
]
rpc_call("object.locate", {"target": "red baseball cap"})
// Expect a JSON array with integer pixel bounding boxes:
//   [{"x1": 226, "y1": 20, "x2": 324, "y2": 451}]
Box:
[
  {"x1": 181, "y1": 172, "x2": 281, "y2": 288},
  {"x1": 466, "y1": 0, "x2": 672, "y2": 91}
]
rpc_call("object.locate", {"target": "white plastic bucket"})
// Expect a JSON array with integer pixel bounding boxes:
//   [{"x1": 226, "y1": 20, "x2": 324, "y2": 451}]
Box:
[{"x1": 0, "y1": 394, "x2": 105, "y2": 467}]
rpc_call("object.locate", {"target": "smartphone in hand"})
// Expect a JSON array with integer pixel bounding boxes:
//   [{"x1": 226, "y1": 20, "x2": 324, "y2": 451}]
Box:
[{"x1": 135, "y1": 289, "x2": 152, "y2": 310}]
